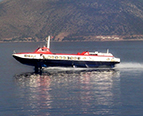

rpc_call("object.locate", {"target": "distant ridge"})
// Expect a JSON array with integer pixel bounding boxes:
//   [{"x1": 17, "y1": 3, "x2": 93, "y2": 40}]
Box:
[{"x1": 0, "y1": 0, "x2": 143, "y2": 42}]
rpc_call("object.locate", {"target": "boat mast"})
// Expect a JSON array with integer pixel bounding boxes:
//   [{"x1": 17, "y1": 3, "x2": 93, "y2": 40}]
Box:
[
  {"x1": 46, "y1": 36, "x2": 50, "y2": 49},
  {"x1": 107, "y1": 49, "x2": 109, "y2": 53}
]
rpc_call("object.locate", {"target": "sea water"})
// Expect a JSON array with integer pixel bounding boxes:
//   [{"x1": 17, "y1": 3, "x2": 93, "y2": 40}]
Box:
[{"x1": 0, "y1": 41, "x2": 143, "y2": 116}]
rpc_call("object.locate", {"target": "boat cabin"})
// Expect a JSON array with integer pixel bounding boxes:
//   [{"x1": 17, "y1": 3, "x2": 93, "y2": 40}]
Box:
[{"x1": 34, "y1": 46, "x2": 52, "y2": 54}]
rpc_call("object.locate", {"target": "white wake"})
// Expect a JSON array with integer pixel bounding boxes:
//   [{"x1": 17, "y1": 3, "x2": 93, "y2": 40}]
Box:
[{"x1": 116, "y1": 62, "x2": 143, "y2": 70}]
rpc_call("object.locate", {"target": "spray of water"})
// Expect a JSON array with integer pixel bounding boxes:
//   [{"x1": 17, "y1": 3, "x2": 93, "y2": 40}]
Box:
[
  {"x1": 116, "y1": 62, "x2": 143, "y2": 70},
  {"x1": 44, "y1": 62, "x2": 143, "y2": 71}
]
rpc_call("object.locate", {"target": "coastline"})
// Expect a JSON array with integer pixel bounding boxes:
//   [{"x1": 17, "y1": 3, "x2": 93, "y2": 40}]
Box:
[
  {"x1": 1, "y1": 38, "x2": 143, "y2": 43},
  {"x1": 1, "y1": 34, "x2": 143, "y2": 43}
]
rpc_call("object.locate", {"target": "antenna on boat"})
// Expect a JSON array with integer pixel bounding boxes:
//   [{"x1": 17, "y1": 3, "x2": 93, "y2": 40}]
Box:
[
  {"x1": 46, "y1": 36, "x2": 50, "y2": 49},
  {"x1": 107, "y1": 49, "x2": 109, "y2": 53}
]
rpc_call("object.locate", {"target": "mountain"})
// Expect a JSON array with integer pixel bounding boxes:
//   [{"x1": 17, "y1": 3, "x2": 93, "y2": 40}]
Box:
[{"x1": 0, "y1": 0, "x2": 143, "y2": 42}]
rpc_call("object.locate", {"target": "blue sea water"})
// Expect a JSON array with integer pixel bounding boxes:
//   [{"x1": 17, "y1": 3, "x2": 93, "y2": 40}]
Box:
[{"x1": 0, "y1": 41, "x2": 143, "y2": 116}]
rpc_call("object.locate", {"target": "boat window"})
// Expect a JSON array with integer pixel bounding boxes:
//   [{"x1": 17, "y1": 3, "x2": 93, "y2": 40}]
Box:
[
  {"x1": 55, "y1": 56, "x2": 58, "y2": 59},
  {"x1": 38, "y1": 48, "x2": 42, "y2": 51},
  {"x1": 73, "y1": 57, "x2": 77, "y2": 60},
  {"x1": 59, "y1": 56, "x2": 62, "y2": 59},
  {"x1": 48, "y1": 56, "x2": 51, "y2": 59},
  {"x1": 63, "y1": 56, "x2": 66, "y2": 59},
  {"x1": 42, "y1": 49, "x2": 48, "y2": 51}
]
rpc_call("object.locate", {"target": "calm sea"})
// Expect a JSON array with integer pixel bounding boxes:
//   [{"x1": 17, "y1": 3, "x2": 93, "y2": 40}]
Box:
[{"x1": 0, "y1": 41, "x2": 143, "y2": 116}]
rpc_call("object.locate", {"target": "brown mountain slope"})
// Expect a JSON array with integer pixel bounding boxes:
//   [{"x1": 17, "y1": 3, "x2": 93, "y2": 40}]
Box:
[{"x1": 0, "y1": 0, "x2": 143, "y2": 42}]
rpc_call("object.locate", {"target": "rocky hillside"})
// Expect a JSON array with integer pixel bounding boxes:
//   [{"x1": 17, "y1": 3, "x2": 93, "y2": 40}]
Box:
[{"x1": 0, "y1": 0, "x2": 143, "y2": 42}]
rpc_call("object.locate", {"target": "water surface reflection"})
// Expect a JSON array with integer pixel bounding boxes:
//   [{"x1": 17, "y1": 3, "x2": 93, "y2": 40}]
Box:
[
  {"x1": 14, "y1": 73, "x2": 52, "y2": 115},
  {"x1": 14, "y1": 69, "x2": 120, "y2": 115}
]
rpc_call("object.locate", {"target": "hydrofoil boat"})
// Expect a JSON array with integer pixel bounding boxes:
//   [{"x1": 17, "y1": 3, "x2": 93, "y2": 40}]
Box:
[{"x1": 12, "y1": 36, "x2": 120, "y2": 71}]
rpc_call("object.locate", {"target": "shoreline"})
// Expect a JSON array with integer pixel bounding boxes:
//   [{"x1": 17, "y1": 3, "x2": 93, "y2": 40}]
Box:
[{"x1": 1, "y1": 39, "x2": 143, "y2": 43}]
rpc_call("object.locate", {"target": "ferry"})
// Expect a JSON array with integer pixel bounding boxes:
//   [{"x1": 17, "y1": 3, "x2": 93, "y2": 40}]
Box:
[{"x1": 12, "y1": 36, "x2": 120, "y2": 71}]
